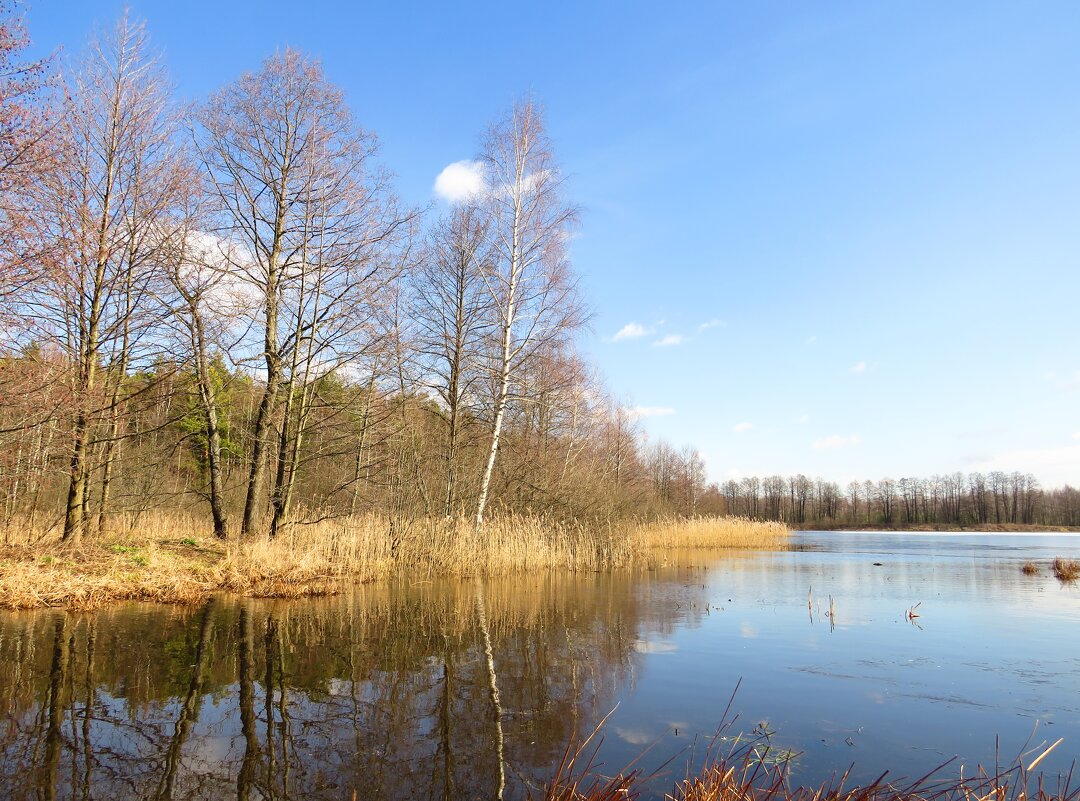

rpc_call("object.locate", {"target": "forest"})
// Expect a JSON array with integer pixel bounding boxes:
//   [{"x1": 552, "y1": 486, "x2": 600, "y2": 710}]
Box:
[{"x1": 0, "y1": 7, "x2": 1073, "y2": 552}]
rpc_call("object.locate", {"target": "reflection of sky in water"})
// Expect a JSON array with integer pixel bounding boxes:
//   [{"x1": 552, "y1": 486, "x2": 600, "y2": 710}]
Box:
[
  {"x1": 0, "y1": 532, "x2": 1078, "y2": 800},
  {"x1": 601, "y1": 532, "x2": 1080, "y2": 793}
]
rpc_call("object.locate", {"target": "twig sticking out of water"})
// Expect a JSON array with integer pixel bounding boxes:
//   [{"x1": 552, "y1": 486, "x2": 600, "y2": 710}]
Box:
[{"x1": 906, "y1": 602, "x2": 922, "y2": 621}]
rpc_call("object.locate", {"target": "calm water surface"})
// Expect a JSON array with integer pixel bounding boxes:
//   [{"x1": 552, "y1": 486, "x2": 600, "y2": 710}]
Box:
[{"x1": 2, "y1": 531, "x2": 1079, "y2": 800}]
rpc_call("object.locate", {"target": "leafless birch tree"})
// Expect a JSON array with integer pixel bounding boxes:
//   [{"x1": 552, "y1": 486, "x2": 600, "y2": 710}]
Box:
[{"x1": 473, "y1": 99, "x2": 585, "y2": 526}]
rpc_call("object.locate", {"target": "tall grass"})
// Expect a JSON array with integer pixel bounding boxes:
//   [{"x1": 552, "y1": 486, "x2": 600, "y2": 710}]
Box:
[
  {"x1": 636, "y1": 516, "x2": 789, "y2": 550},
  {"x1": 0, "y1": 511, "x2": 788, "y2": 609}
]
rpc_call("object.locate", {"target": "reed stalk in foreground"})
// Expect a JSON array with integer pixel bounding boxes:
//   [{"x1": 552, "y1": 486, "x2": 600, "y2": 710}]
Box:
[{"x1": 535, "y1": 709, "x2": 1076, "y2": 801}]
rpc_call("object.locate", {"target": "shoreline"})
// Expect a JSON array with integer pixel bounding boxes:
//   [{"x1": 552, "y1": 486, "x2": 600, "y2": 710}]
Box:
[
  {"x1": 0, "y1": 514, "x2": 788, "y2": 611},
  {"x1": 791, "y1": 522, "x2": 1080, "y2": 533}
]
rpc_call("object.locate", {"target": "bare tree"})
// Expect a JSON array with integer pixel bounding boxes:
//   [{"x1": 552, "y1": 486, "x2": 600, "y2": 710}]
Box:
[
  {"x1": 22, "y1": 14, "x2": 183, "y2": 542},
  {"x1": 164, "y1": 202, "x2": 238, "y2": 539},
  {"x1": 196, "y1": 48, "x2": 412, "y2": 537},
  {"x1": 411, "y1": 206, "x2": 493, "y2": 517},
  {"x1": 473, "y1": 99, "x2": 585, "y2": 526},
  {"x1": 0, "y1": 0, "x2": 53, "y2": 321}
]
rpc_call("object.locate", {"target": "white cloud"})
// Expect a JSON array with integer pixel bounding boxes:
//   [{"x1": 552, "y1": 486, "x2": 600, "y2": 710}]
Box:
[
  {"x1": 813, "y1": 434, "x2": 862, "y2": 450},
  {"x1": 733, "y1": 422, "x2": 753, "y2": 433},
  {"x1": 697, "y1": 318, "x2": 724, "y2": 333},
  {"x1": 794, "y1": 414, "x2": 810, "y2": 424},
  {"x1": 850, "y1": 361, "x2": 867, "y2": 374},
  {"x1": 628, "y1": 406, "x2": 676, "y2": 420},
  {"x1": 433, "y1": 160, "x2": 485, "y2": 203},
  {"x1": 653, "y1": 334, "x2": 683, "y2": 347},
  {"x1": 1073, "y1": 432, "x2": 1080, "y2": 441},
  {"x1": 613, "y1": 322, "x2": 648, "y2": 341}
]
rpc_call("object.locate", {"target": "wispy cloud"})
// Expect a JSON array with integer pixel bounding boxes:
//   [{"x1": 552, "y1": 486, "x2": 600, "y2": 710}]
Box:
[
  {"x1": 794, "y1": 414, "x2": 810, "y2": 424},
  {"x1": 697, "y1": 318, "x2": 725, "y2": 333},
  {"x1": 653, "y1": 334, "x2": 683, "y2": 347},
  {"x1": 732, "y1": 422, "x2": 753, "y2": 433},
  {"x1": 1074, "y1": 432, "x2": 1080, "y2": 441},
  {"x1": 628, "y1": 406, "x2": 675, "y2": 419},
  {"x1": 850, "y1": 361, "x2": 867, "y2": 374},
  {"x1": 813, "y1": 434, "x2": 862, "y2": 450},
  {"x1": 433, "y1": 160, "x2": 485, "y2": 202},
  {"x1": 805, "y1": 335, "x2": 818, "y2": 346},
  {"x1": 613, "y1": 322, "x2": 649, "y2": 341}
]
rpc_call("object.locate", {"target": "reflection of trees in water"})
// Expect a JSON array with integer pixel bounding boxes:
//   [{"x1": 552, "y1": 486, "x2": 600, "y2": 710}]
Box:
[{"x1": 0, "y1": 571, "x2": 699, "y2": 800}]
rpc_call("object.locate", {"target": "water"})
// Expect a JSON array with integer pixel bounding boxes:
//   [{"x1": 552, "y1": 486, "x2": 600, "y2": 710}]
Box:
[{"x1": 1, "y1": 531, "x2": 1078, "y2": 800}]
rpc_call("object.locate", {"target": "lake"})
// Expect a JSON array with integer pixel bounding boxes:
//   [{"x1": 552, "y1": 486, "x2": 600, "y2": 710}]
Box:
[{"x1": 1, "y1": 531, "x2": 1078, "y2": 800}]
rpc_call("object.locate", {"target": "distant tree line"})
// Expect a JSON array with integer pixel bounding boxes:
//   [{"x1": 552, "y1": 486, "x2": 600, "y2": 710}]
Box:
[{"x1": 698, "y1": 471, "x2": 1079, "y2": 528}]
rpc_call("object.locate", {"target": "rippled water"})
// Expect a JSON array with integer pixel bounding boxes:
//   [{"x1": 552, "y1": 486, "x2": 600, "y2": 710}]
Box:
[{"x1": 1, "y1": 531, "x2": 1078, "y2": 800}]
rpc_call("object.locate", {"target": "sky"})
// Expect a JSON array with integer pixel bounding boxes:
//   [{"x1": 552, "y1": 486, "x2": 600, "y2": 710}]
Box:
[{"x1": 23, "y1": 1, "x2": 1080, "y2": 488}]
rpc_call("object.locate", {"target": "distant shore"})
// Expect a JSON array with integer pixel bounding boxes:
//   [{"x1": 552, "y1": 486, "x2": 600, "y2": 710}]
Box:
[{"x1": 791, "y1": 522, "x2": 1080, "y2": 533}]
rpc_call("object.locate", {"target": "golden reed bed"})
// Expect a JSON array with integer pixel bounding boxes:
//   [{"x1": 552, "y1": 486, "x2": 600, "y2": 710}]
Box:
[{"x1": 0, "y1": 513, "x2": 788, "y2": 610}]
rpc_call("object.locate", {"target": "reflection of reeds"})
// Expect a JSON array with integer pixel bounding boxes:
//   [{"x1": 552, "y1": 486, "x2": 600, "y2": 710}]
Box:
[{"x1": 1052, "y1": 558, "x2": 1079, "y2": 582}]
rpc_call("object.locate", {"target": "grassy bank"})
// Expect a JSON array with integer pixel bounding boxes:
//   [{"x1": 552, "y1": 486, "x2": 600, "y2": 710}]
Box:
[{"x1": 0, "y1": 513, "x2": 787, "y2": 610}]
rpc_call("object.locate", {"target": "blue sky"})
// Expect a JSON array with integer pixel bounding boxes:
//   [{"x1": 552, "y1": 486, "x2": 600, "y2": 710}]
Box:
[{"x1": 26, "y1": 2, "x2": 1080, "y2": 487}]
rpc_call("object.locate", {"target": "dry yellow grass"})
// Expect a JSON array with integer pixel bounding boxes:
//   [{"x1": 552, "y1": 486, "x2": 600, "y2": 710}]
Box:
[
  {"x1": 1052, "y1": 557, "x2": 1079, "y2": 582},
  {"x1": 635, "y1": 516, "x2": 789, "y2": 550},
  {"x1": 0, "y1": 512, "x2": 787, "y2": 610}
]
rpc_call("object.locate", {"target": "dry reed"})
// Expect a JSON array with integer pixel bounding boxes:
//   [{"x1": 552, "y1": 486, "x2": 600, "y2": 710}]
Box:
[
  {"x1": 1022, "y1": 561, "x2": 1040, "y2": 576},
  {"x1": 535, "y1": 710, "x2": 1077, "y2": 801},
  {"x1": 0, "y1": 512, "x2": 788, "y2": 610},
  {"x1": 1052, "y1": 558, "x2": 1079, "y2": 582},
  {"x1": 636, "y1": 516, "x2": 789, "y2": 550}
]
